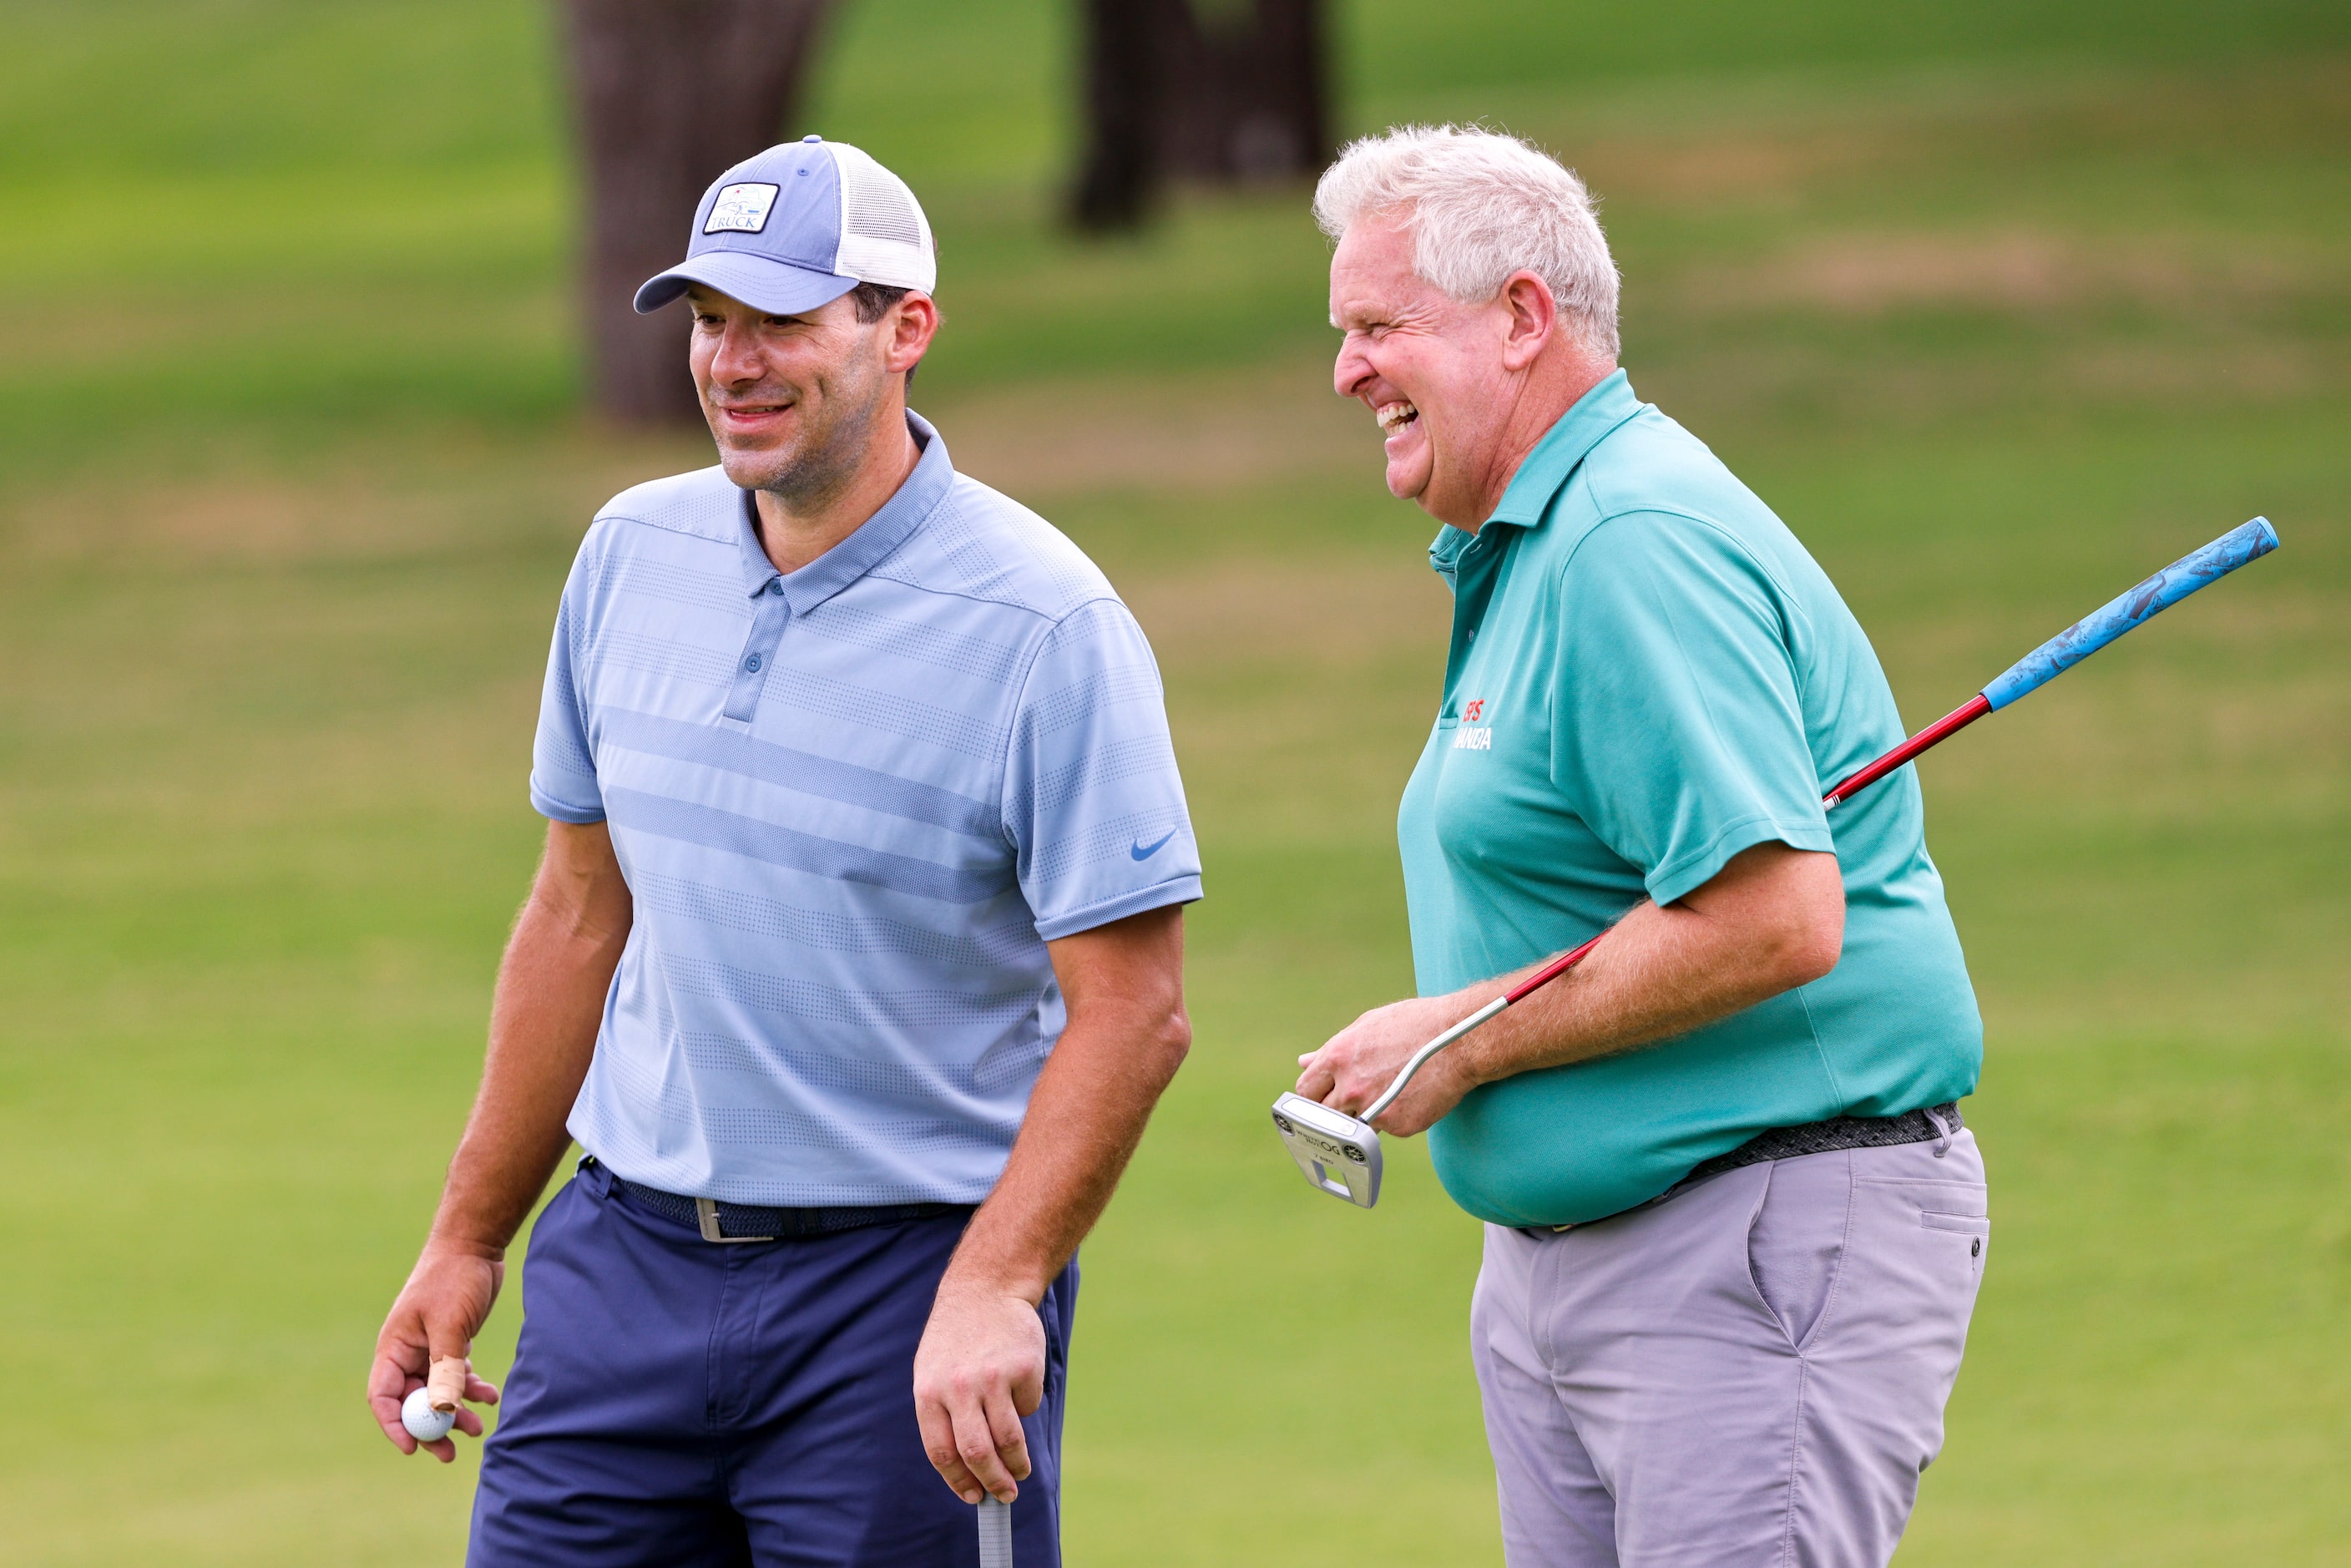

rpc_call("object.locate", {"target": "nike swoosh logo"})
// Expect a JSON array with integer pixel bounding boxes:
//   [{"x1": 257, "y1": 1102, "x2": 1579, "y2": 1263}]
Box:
[{"x1": 1130, "y1": 830, "x2": 1178, "y2": 862}]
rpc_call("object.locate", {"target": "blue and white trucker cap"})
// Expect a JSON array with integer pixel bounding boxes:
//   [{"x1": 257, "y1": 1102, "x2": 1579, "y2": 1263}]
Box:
[{"x1": 633, "y1": 135, "x2": 936, "y2": 317}]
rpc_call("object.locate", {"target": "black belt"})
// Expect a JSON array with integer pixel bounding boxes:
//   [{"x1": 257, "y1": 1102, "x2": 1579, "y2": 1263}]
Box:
[
  {"x1": 589, "y1": 1159, "x2": 969, "y2": 1244},
  {"x1": 1680, "y1": 1100, "x2": 1963, "y2": 1191},
  {"x1": 1529, "y1": 1102, "x2": 1964, "y2": 1235}
]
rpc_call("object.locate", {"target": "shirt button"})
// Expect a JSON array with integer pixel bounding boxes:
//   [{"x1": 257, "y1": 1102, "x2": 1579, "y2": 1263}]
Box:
[
  {"x1": 745, "y1": 654, "x2": 763, "y2": 672},
  {"x1": 770, "y1": 581, "x2": 785, "y2": 595}
]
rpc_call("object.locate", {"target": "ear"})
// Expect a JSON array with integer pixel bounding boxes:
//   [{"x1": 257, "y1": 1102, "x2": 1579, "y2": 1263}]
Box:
[
  {"x1": 1496, "y1": 271, "x2": 1557, "y2": 372},
  {"x1": 884, "y1": 293, "x2": 942, "y2": 377}
]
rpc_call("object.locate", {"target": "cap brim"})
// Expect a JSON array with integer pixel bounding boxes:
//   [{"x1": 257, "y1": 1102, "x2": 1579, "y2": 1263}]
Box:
[{"x1": 633, "y1": 252, "x2": 860, "y2": 316}]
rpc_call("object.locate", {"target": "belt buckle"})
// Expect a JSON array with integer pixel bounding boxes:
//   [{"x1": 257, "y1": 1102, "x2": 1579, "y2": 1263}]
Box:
[{"x1": 695, "y1": 1197, "x2": 777, "y2": 1244}]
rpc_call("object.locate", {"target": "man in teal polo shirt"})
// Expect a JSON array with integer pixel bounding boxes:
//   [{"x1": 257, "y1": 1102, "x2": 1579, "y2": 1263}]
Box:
[{"x1": 1295, "y1": 125, "x2": 1990, "y2": 1565}]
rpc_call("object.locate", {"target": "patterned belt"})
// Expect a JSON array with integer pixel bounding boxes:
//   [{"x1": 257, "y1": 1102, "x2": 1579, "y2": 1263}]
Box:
[
  {"x1": 1681, "y1": 1100, "x2": 1964, "y2": 1190},
  {"x1": 592, "y1": 1160, "x2": 970, "y2": 1245},
  {"x1": 1533, "y1": 1102, "x2": 1965, "y2": 1236}
]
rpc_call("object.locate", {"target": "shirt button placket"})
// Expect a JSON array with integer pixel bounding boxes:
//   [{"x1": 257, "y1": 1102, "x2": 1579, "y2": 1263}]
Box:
[{"x1": 724, "y1": 588, "x2": 789, "y2": 723}]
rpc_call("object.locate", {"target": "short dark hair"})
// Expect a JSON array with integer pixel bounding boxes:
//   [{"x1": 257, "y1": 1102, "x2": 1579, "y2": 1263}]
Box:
[
  {"x1": 847, "y1": 281, "x2": 921, "y2": 387},
  {"x1": 847, "y1": 281, "x2": 909, "y2": 323}
]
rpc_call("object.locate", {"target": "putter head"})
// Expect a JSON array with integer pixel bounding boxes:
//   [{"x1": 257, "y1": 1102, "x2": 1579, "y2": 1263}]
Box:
[{"x1": 1271, "y1": 1092, "x2": 1383, "y2": 1207}]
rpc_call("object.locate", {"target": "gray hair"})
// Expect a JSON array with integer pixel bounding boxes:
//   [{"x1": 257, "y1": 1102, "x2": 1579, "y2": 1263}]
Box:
[{"x1": 1313, "y1": 124, "x2": 1620, "y2": 358}]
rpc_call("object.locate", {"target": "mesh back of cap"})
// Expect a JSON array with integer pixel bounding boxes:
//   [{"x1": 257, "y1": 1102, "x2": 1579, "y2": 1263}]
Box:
[
  {"x1": 831, "y1": 144, "x2": 935, "y2": 291},
  {"x1": 845, "y1": 174, "x2": 921, "y2": 247}
]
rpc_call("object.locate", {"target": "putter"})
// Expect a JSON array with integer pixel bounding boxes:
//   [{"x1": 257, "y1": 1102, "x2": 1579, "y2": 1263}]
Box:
[
  {"x1": 1274, "y1": 517, "x2": 2280, "y2": 1206},
  {"x1": 978, "y1": 1495, "x2": 1013, "y2": 1568}
]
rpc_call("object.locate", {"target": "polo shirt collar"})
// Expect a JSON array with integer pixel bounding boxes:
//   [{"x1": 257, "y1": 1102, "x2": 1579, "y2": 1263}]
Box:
[
  {"x1": 1484, "y1": 367, "x2": 1642, "y2": 531},
  {"x1": 735, "y1": 409, "x2": 953, "y2": 609},
  {"x1": 1427, "y1": 369, "x2": 1644, "y2": 581}
]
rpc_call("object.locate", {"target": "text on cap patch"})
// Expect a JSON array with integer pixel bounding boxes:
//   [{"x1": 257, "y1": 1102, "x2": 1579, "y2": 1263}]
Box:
[{"x1": 705, "y1": 183, "x2": 782, "y2": 235}]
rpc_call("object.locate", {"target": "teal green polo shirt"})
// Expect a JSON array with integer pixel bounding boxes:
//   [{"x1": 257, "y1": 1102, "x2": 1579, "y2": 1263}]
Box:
[{"x1": 1399, "y1": 370, "x2": 1981, "y2": 1227}]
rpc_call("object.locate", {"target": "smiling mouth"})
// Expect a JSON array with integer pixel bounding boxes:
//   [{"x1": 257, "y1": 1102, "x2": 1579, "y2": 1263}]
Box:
[
  {"x1": 1376, "y1": 399, "x2": 1419, "y2": 435},
  {"x1": 716, "y1": 401, "x2": 794, "y2": 421}
]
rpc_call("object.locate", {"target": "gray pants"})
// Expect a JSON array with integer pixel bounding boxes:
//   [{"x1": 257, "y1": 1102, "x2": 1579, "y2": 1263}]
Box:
[{"x1": 1471, "y1": 1130, "x2": 1988, "y2": 1567}]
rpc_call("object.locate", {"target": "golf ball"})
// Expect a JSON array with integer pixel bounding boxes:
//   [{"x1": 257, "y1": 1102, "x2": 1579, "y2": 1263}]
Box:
[{"x1": 402, "y1": 1387, "x2": 457, "y2": 1444}]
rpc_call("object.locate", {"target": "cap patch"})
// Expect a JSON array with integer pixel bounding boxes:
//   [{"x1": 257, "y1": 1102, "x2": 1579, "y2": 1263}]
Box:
[{"x1": 705, "y1": 183, "x2": 781, "y2": 235}]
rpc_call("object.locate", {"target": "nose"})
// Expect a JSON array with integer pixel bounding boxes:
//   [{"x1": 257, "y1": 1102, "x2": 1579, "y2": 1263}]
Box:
[
  {"x1": 710, "y1": 316, "x2": 766, "y2": 387},
  {"x1": 1333, "y1": 333, "x2": 1373, "y2": 400}
]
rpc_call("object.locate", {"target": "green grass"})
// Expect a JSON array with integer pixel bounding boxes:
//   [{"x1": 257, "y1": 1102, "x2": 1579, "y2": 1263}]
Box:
[{"x1": 2, "y1": 3, "x2": 2347, "y2": 1563}]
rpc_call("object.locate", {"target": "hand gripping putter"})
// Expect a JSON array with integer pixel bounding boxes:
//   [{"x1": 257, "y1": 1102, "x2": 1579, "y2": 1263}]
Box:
[{"x1": 1272, "y1": 518, "x2": 2280, "y2": 1207}]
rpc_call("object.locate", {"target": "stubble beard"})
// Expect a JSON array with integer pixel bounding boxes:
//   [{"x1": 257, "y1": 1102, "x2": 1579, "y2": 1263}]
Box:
[{"x1": 717, "y1": 352, "x2": 894, "y2": 515}]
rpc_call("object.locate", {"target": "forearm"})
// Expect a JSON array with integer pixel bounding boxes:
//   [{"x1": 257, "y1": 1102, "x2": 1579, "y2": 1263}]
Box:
[
  {"x1": 1302, "y1": 845, "x2": 1843, "y2": 1133},
  {"x1": 1451, "y1": 842, "x2": 1844, "y2": 1088},
  {"x1": 943, "y1": 1005, "x2": 1189, "y2": 1303},
  {"x1": 372, "y1": 822, "x2": 631, "y2": 1457},
  {"x1": 942, "y1": 906, "x2": 1191, "y2": 1304},
  {"x1": 430, "y1": 835, "x2": 631, "y2": 1257},
  {"x1": 1447, "y1": 894, "x2": 1802, "y2": 1085}
]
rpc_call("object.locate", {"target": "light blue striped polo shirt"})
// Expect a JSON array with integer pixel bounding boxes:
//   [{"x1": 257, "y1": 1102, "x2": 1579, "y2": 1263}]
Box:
[{"x1": 529, "y1": 413, "x2": 1202, "y2": 1206}]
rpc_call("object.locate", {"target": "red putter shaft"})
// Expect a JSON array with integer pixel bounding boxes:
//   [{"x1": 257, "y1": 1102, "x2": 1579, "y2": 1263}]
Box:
[{"x1": 1823, "y1": 694, "x2": 1990, "y2": 808}]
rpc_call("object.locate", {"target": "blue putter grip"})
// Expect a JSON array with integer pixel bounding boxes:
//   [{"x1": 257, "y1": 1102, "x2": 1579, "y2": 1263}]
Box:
[{"x1": 1979, "y1": 518, "x2": 2278, "y2": 711}]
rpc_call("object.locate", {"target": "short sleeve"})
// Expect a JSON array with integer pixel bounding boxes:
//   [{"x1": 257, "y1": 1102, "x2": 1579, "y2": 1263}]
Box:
[
  {"x1": 1550, "y1": 512, "x2": 1833, "y2": 905},
  {"x1": 528, "y1": 544, "x2": 606, "y2": 825},
  {"x1": 1004, "y1": 599, "x2": 1202, "y2": 940}
]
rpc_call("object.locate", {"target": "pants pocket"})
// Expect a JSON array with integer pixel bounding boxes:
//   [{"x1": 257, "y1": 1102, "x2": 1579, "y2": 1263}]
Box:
[
  {"x1": 1920, "y1": 1209, "x2": 1990, "y2": 1236},
  {"x1": 1855, "y1": 1159, "x2": 1991, "y2": 1299},
  {"x1": 1746, "y1": 1151, "x2": 1852, "y2": 1352}
]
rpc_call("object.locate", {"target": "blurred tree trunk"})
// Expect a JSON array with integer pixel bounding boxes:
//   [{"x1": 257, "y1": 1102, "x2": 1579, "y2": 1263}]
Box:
[
  {"x1": 1072, "y1": 0, "x2": 1331, "y2": 232},
  {"x1": 565, "y1": 0, "x2": 836, "y2": 423}
]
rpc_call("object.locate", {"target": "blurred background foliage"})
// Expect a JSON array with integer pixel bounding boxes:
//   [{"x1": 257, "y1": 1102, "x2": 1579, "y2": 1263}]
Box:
[{"x1": 1, "y1": 2, "x2": 2345, "y2": 1563}]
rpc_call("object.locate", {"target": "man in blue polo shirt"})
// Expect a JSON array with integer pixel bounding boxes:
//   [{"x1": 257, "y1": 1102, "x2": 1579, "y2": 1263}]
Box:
[
  {"x1": 365, "y1": 137, "x2": 1200, "y2": 1566},
  {"x1": 1296, "y1": 126, "x2": 1988, "y2": 1565}
]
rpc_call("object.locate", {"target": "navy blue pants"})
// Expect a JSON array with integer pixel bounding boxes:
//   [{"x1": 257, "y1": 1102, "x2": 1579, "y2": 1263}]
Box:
[{"x1": 468, "y1": 1161, "x2": 1075, "y2": 1566}]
